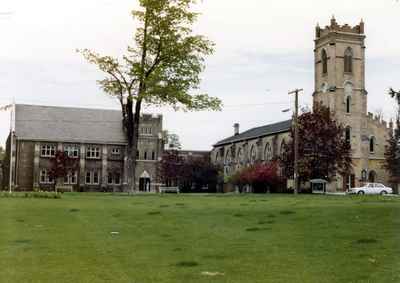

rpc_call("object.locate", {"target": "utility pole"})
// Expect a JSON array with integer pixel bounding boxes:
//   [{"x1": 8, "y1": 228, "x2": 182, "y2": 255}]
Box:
[{"x1": 289, "y1": 89, "x2": 303, "y2": 194}]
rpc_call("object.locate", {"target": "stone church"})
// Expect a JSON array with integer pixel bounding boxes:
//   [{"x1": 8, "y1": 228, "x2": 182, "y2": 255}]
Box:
[{"x1": 212, "y1": 17, "x2": 392, "y2": 192}]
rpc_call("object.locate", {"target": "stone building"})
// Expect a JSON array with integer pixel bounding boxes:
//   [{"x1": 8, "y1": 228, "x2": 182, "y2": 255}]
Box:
[
  {"x1": 4, "y1": 104, "x2": 164, "y2": 192},
  {"x1": 212, "y1": 18, "x2": 392, "y2": 192}
]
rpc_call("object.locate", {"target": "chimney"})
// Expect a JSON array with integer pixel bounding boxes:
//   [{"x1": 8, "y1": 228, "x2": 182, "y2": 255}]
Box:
[{"x1": 234, "y1": 123, "x2": 240, "y2": 136}]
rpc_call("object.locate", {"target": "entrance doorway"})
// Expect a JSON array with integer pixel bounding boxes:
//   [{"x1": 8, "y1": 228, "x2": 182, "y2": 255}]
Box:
[
  {"x1": 139, "y1": 171, "x2": 151, "y2": 192},
  {"x1": 139, "y1": 178, "x2": 151, "y2": 192}
]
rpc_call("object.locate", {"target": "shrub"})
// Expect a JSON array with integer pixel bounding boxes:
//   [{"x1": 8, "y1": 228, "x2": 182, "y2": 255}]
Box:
[{"x1": 0, "y1": 192, "x2": 61, "y2": 199}]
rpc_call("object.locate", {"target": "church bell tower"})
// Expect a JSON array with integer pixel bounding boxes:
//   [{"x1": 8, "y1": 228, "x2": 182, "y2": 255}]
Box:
[{"x1": 313, "y1": 16, "x2": 368, "y2": 188}]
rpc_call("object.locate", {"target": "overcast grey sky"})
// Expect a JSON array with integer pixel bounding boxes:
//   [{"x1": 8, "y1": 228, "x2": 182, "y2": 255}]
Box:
[{"x1": 1, "y1": 0, "x2": 399, "y2": 150}]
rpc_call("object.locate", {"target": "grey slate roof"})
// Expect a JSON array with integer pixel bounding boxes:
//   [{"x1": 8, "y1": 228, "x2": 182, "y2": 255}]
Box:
[
  {"x1": 214, "y1": 119, "x2": 292, "y2": 147},
  {"x1": 15, "y1": 104, "x2": 127, "y2": 144}
]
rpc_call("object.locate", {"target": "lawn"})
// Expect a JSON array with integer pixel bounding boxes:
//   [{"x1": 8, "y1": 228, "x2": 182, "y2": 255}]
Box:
[{"x1": 0, "y1": 193, "x2": 399, "y2": 283}]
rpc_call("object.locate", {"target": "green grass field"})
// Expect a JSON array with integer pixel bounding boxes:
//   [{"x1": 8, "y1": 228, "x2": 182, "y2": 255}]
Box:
[{"x1": 1, "y1": 193, "x2": 399, "y2": 283}]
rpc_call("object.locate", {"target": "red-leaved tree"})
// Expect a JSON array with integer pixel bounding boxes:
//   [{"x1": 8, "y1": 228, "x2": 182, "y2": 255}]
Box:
[
  {"x1": 231, "y1": 161, "x2": 283, "y2": 193},
  {"x1": 49, "y1": 151, "x2": 78, "y2": 192},
  {"x1": 280, "y1": 103, "x2": 352, "y2": 184}
]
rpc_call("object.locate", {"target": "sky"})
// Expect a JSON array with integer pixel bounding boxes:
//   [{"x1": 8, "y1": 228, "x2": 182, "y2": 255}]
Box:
[{"x1": 0, "y1": 0, "x2": 399, "y2": 150}]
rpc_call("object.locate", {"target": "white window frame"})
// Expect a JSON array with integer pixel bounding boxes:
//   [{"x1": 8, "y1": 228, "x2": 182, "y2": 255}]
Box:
[
  {"x1": 64, "y1": 171, "x2": 78, "y2": 185},
  {"x1": 108, "y1": 172, "x2": 122, "y2": 185},
  {"x1": 41, "y1": 145, "x2": 56, "y2": 158},
  {"x1": 86, "y1": 147, "x2": 101, "y2": 159},
  {"x1": 64, "y1": 145, "x2": 79, "y2": 158},
  {"x1": 40, "y1": 170, "x2": 54, "y2": 184},
  {"x1": 85, "y1": 171, "x2": 100, "y2": 185}
]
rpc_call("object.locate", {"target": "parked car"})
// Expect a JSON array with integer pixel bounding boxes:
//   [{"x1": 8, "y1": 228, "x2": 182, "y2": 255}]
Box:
[{"x1": 348, "y1": 183, "x2": 393, "y2": 195}]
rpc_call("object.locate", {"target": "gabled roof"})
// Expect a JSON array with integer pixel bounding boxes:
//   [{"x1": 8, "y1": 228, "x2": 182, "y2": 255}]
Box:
[
  {"x1": 214, "y1": 120, "x2": 292, "y2": 147},
  {"x1": 15, "y1": 104, "x2": 127, "y2": 144}
]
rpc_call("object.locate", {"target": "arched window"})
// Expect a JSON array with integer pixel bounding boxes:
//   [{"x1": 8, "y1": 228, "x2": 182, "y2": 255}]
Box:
[
  {"x1": 250, "y1": 146, "x2": 257, "y2": 165},
  {"x1": 344, "y1": 47, "x2": 353, "y2": 73},
  {"x1": 368, "y1": 171, "x2": 377, "y2": 183},
  {"x1": 345, "y1": 127, "x2": 351, "y2": 146},
  {"x1": 225, "y1": 149, "x2": 232, "y2": 175},
  {"x1": 322, "y1": 49, "x2": 328, "y2": 74},
  {"x1": 237, "y1": 148, "x2": 244, "y2": 166},
  {"x1": 346, "y1": 96, "x2": 351, "y2": 113},
  {"x1": 280, "y1": 140, "x2": 287, "y2": 156},
  {"x1": 264, "y1": 143, "x2": 272, "y2": 162},
  {"x1": 370, "y1": 136, "x2": 375, "y2": 153}
]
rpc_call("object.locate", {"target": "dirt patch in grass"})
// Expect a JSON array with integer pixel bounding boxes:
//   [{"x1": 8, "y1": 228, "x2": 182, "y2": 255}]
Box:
[
  {"x1": 245, "y1": 227, "x2": 271, "y2": 232},
  {"x1": 280, "y1": 210, "x2": 296, "y2": 215},
  {"x1": 356, "y1": 238, "x2": 378, "y2": 244},
  {"x1": 69, "y1": 209, "x2": 80, "y2": 213},
  {"x1": 176, "y1": 261, "x2": 199, "y2": 267},
  {"x1": 233, "y1": 213, "x2": 244, "y2": 217},
  {"x1": 148, "y1": 211, "x2": 161, "y2": 215}
]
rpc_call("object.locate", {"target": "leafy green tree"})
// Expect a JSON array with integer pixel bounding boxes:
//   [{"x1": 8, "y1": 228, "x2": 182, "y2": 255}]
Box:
[
  {"x1": 79, "y1": 0, "x2": 222, "y2": 192},
  {"x1": 165, "y1": 132, "x2": 182, "y2": 150}
]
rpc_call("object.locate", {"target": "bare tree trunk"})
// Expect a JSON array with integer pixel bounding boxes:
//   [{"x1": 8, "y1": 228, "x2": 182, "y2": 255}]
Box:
[{"x1": 125, "y1": 98, "x2": 142, "y2": 194}]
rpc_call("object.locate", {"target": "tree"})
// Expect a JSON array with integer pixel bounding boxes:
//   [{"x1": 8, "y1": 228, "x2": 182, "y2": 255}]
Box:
[
  {"x1": 281, "y1": 103, "x2": 352, "y2": 184},
  {"x1": 180, "y1": 156, "x2": 220, "y2": 192},
  {"x1": 385, "y1": 88, "x2": 400, "y2": 192},
  {"x1": 79, "y1": 0, "x2": 222, "y2": 192},
  {"x1": 164, "y1": 132, "x2": 182, "y2": 150},
  {"x1": 230, "y1": 161, "x2": 283, "y2": 193},
  {"x1": 158, "y1": 150, "x2": 184, "y2": 187},
  {"x1": 48, "y1": 151, "x2": 78, "y2": 192}
]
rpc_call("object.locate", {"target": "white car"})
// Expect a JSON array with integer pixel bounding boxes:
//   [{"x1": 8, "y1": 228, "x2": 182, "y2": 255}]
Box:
[{"x1": 348, "y1": 183, "x2": 393, "y2": 195}]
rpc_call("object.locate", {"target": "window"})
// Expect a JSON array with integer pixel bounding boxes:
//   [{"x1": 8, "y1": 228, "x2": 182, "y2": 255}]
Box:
[
  {"x1": 144, "y1": 151, "x2": 148, "y2": 160},
  {"x1": 264, "y1": 143, "x2": 273, "y2": 162},
  {"x1": 86, "y1": 147, "x2": 101, "y2": 159},
  {"x1": 141, "y1": 127, "x2": 152, "y2": 135},
  {"x1": 152, "y1": 151, "x2": 156, "y2": 160},
  {"x1": 108, "y1": 172, "x2": 122, "y2": 185},
  {"x1": 250, "y1": 146, "x2": 257, "y2": 164},
  {"x1": 345, "y1": 127, "x2": 351, "y2": 146},
  {"x1": 370, "y1": 136, "x2": 375, "y2": 153},
  {"x1": 86, "y1": 171, "x2": 100, "y2": 185},
  {"x1": 93, "y1": 171, "x2": 99, "y2": 184},
  {"x1": 136, "y1": 151, "x2": 140, "y2": 159},
  {"x1": 322, "y1": 49, "x2": 328, "y2": 74},
  {"x1": 40, "y1": 170, "x2": 54, "y2": 184},
  {"x1": 64, "y1": 171, "x2": 78, "y2": 185},
  {"x1": 237, "y1": 148, "x2": 244, "y2": 166},
  {"x1": 111, "y1": 148, "x2": 120, "y2": 155},
  {"x1": 41, "y1": 145, "x2": 56, "y2": 157},
  {"x1": 346, "y1": 96, "x2": 351, "y2": 113},
  {"x1": 368, "y1": 171, "x2": 377, "y2": 183},
  {"x1": 85, "y1": 172, "x2": 91, "y2": 184},
  {"x1": 64, "y1": 145, "x2": 79, "y2": 158},
  {"x1": 344, "y1": 47, "x2": 353, "y2": 73}
]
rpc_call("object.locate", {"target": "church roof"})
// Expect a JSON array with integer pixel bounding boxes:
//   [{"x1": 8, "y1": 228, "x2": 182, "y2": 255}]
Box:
[
  {"x1": 214, "y1": 120, "x2": 292, "y2": 147},
  {"x1": 14, "y1": 104, "x2": 128, "y2": 144}
]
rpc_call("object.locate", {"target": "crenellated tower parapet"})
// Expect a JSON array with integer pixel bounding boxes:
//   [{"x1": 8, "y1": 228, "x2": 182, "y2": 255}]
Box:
[{"x1": 316, "y1": 16, "x2": 364, "y2": 39}]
